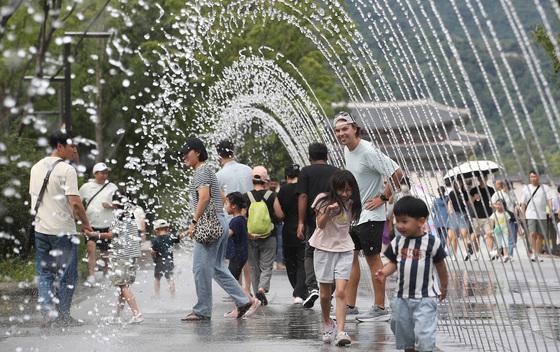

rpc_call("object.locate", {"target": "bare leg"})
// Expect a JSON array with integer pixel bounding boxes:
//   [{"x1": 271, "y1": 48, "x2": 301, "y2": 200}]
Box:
[
  {"x1": 120, "y1": 285, "x2": 140, "y2": 316},
  {"x1": 116, "y1": 290, "x2": 126, "y2": 317},
  {"x1": 365, "y1": 254, "x2": 385, "y2": 308},
  {"x1": 319, "y1": 283, "x2": 333, "y2": 326},
  {"x1": 86, "y1": 241, "x2": 96, "y2": 277},
  {"x1": 168, "y1": 277, "x2": 176, "y2": 298},
  {"x1": 242, "y1": 262, "x2": 251, "y2": 296},
  {"x1": 154, "y1": 277, "x2": 161, "y2": 298},
  {"x1": 532, "y1": 233, "x2": 544, "y2": 256},
  {"x1": 334, "y1": 279, "x2": 348, "y2": 333},
  {"x1": 345, "y1": 251, "x2": 360, "y2": 306},
  {"x1": 485, "y1": 232, "x2": 494, "y2": 253},
  {"x1": 447, "y1": 229, "x2": 458, "y2": 257}
]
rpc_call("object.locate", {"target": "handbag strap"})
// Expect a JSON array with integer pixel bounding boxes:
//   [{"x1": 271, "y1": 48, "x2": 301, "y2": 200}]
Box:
[
  {"x1": 526, "y1": 185, "x2": 541, "y2": 207},
  {"x1": 33, "y1": 159, "x2": 64, "y2": 215},
  {"x1": 85, "y1": 182, "x2": 110, "y2": 210}
]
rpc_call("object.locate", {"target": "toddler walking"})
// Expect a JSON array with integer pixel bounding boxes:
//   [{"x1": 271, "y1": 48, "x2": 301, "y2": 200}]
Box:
[
  {"x1": 376, "y1": 196, "x2": 448, "y2": 352},
  {"x1": 151, "y1": 219, "x2": 182, "y2": 298}
]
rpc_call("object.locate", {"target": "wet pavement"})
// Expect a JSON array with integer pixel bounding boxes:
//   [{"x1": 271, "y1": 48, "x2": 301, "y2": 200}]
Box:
[{"x1": 0, "y1": 240, "x2": 473, "y2": 351}]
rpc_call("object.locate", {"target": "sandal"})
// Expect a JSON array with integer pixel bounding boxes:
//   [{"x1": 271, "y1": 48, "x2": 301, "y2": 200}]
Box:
[{"x1": 181, "y1": 312, "x2": 209, "y2": 321}]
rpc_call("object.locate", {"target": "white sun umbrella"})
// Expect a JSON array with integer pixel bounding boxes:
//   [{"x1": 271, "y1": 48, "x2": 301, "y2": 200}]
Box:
[{"x1": 443, "y1": 160, "x2": 503, "y2": 181}]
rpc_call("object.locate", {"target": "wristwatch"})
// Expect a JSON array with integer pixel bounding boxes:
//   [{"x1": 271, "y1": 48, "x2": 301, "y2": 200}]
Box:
[{"x1": 379, "y1": 194, "x2": 389, "y2": 202}]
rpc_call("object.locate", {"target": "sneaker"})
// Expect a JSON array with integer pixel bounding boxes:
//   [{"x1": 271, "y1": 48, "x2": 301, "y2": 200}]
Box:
[
  {"x1": 356, "y1": 305, "x2": 390, "y2": 322},
  {"x1": 346, "y1": 306, "x2": 359, "y2": 316},
  {"x1": 236, "y1": 302, "x2": 252, "y2": 319},
  {"x1": 84, "y1": 275, "x2": 96, "y2": 287},
  {"x1": 293, "y1": 297, "x2": 304, "y2": 304},
  {"x1": 322, "y1": 319, "x2": 336, "y2": 343},
  {"x1": 224, "y1": 309, "x2": 238, "y2": 318},
  {"x1": 334, "y1": 331, "x2": 351, "y2": 346},
  {"x1": 303, "y1": 289, "x2": 319, "y2": 309},
  {"x1": 503, "y1": 256, "x2": 510, "y2": 263},
  {"x1": 129, "y1": 314, "x2": 144, "y2": 324},
  {"x1": 53, "y1": 316, "x2": 85, "y2": 327},
  {"x1": 243, "y1": 299, "x2": 261, "y2": 318},
  {"x1": 464, "y1": 254, "x2": 470, "y2": 261},
  {"x1": 531, "y1": 254, "x2": 537, "y2": 262},
  {"x1": 255, "y1": 291, "x2": 268, "y2": 306}
]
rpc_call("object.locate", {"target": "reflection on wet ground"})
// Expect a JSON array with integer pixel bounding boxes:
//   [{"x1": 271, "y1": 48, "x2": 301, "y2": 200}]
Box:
[{"x1": 0, "y1": 245, "x2": 470, "y2": 351}]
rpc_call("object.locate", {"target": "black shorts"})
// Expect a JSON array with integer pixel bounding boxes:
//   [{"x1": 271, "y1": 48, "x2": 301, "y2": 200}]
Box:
[
  {"x1": 154, "y1": 261, "x2": 174, "y2": 280},
  {"x1": 350, "y1": 221, "x2": 385, "y2": 256},
  {"x1": 87, "y1": 227, "x2": 112, "y2": 252}
]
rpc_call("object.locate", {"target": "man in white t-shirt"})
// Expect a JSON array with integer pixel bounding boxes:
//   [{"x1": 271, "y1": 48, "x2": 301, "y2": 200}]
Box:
[
  {"x1": 333, "y1": 112, "x2": 404, "y2": 322},
  {"x1": 521, "y1": 171, "x2": 553, "y2": 262},
  {"x1": 29, "y1": 130, "x2": 92, "y2": 327},
  {"x1": 79, "y1": 162, "x2": 118, "y2": 286}
]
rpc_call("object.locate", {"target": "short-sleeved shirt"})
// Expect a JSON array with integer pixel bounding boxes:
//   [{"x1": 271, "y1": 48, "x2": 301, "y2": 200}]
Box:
[
  {"x1": 345, "y1": 140, "x2": 399, "y2": 224},
  {"x1": 431, "y1": 196, "x2": 449, "y2": 228},
  {"x1": 225, "y1": 216, "x2": 248, "y2": 262},
  {"x1": 277, "y1": 183, "x2": 305, "y2": 247},
  {"x1": 111, "y1": 216, "x2": 141, "y2": 260},
  {"x1": 491, "y1": 190, "x2": 514, "y2": 211},
  {"x1": 493, "y1": 211, "x2": 510, "y2": 236},
  {"x1": 448, "y1": 189, "x2": 469, "y2": 214},
  {"x1": 79, "y1": 181, "x2": 118, "y2": 228},
  {"x1": 189, "y1": 164, "x2": 223, "y2": 216},
  {"x1": 470, "y1": 186, "x2": 495, "y2": 218},
  {"x1": 384, "y1": 233, "x2": 446, "y2": 298},
  {"x1": 296, "y1": 163, "x2": 339, "y2": 226},
  {"x1": 29, "y1": 156, "x2": 80, "y2": 235},
  {"x1": 243, "y1": 189, "x2": 277, "y2": 230},
  {"x1": 151, "y1": 233, "x2": 180, "y2": 265},
  {"x1": 217, "y1": 161, "x2": 253, "y2": 196},
  {"x1": 308, "y1": 193, "x2": 354, "y2": 252},
  {"x1": 522, "y1": 184, "x2": 552, "y2": 220}
]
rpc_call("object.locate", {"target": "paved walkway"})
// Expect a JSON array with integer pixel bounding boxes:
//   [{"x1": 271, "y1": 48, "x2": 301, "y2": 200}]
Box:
[{"x1": 0, "y1": 241, "x2": 473, "y2": 351}]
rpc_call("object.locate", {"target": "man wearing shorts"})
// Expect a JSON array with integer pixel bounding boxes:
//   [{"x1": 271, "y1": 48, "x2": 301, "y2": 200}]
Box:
[
  {"x1": 469, "y1": 175, "x2": 495, "y2": 259},
  {"x1": 79, "y1": 162, "x2": 118, "y2": 286},
  {"x1": 522, "y1": 171, "x2": 553, "y2": 262},
  {"x1": 333, "y1": 112, "x2": 403, "y2": 322}
]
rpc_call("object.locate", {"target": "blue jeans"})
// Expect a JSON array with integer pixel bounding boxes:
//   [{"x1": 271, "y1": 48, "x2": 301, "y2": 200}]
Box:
[
  {"x1": 35, "y1": 232, "x2": 78, "y2": 319},
  {"x1": 391, "y1": 297, "x2": 438, "y2": 351},
  {"x1": 192, "y1": 212, "x2": 250, "y2": 317},
  {"x1": 508, "y1": 222, "x2": 518, "y2": 257}
]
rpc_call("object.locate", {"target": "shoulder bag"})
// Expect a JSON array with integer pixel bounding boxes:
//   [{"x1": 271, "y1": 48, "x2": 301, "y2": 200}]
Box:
[{"x1": 192, "y1": 200, "x2": 223, "y2": 245}]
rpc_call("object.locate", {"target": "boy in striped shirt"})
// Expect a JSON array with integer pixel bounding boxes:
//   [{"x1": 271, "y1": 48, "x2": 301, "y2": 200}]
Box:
[{"x1": 376, "y1": 196, "x2": 448, "y2": 352}]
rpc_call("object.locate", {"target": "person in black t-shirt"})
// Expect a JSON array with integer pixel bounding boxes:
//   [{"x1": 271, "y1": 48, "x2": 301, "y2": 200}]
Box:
[
  {"x1": 469, "y1": 175, "x2": 496, "y2": 259},
  {"x1": 296, "y1": 143, "x2": 339, "y2": 308},
  {"x1": 278, "y1": 164, "x2": 306, "y2": 303},
  {"x1": 151, "y1": 219, "x2": 181, "y2": 298}
]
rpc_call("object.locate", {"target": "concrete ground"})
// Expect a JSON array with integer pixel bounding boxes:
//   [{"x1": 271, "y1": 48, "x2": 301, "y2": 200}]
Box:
[{"x1": 0, "y1": 239, "x2": 474, "y2": 351}]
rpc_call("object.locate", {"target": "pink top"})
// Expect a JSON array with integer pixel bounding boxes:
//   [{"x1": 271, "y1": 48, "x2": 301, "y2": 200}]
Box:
[{"x1": 308, "y1": 193, "x2": 354, "y2": 252}]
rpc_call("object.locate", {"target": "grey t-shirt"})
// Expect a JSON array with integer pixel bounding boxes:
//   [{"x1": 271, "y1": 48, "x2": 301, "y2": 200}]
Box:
[
  {"x1": 345, "y1": 140, "x2": 399, "y2": 224},
  {"x1": 189, "y1": 164, "x2": 223, "y2": 215},
  {"x1": 216, "y1": 160, "x2": 253, "y2": 196}
]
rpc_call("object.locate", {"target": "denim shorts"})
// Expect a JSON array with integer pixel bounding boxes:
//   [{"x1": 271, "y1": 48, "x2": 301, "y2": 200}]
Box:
[
  {"x1": 390, "y1": 297, "x2": 438, "y2": 351},
  {"x1": 447, "y1": 213, "x2": 469, "y2": 232}
]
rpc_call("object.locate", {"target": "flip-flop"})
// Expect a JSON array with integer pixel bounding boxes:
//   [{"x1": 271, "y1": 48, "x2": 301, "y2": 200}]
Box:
[{"x1": 181, "y1": 313, "x2": 209, "y2": 321}]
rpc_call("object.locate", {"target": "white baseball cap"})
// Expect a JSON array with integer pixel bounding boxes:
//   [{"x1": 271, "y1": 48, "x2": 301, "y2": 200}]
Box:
[
  {"x1": 333, "y1": 111, "x2": 356, "y2": 125},
  {"x1": 92, "y1": 162, "x2": 109, "y2": 173},
  {"x1": 154, "y1": 219, "x2": 170, "y2": 230}
]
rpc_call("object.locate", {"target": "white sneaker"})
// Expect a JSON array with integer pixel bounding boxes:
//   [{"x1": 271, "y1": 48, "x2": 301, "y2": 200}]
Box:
[
  {"x1": 334, "y1": 331, "x2": 351, "y2": 346},
  {"x1": 84, "y1": 275, "x2": 96, "y2": 287},
  {"x1": 502, "y1": 256, "x2": 510, "y2": 263},
  {"x1": 322, "y1": 319, "x2": 337, "y2": 343},
  {"x1": 293, "y1": 297, "x2": 304, "y2": 304},
  {"x1": 129, "y1": 313, "x2": 144, "y2": 324}
]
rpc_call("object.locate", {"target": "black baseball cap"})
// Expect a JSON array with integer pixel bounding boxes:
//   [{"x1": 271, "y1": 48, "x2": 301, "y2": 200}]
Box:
[{"x1": 177, "y1": 137, "x2": 208, "y2": 161}]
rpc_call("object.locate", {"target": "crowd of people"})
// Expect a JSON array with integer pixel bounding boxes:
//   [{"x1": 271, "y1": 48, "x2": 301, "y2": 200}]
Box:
[{"x1": 30, "y1": 111, "x2": 558, "y2": 350}]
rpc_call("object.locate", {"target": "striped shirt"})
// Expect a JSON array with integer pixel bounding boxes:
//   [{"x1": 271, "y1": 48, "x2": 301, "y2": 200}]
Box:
[
  {"x1": 111, "y1": 216, "x2": 141, "y2": 260},
  {"x1": 385, "y1": 233, "x2": 446, "y2": 299},
  {"x1": 189, "y1": 163, "x2": 223, "y2": 215}
]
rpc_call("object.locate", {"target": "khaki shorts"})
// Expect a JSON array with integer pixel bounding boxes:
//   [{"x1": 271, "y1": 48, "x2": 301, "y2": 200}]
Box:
[
  {"x1": 110, "y1": 258, "x2": 137, "y2": 286},
  {"x1": 528, "y1": 219, "x2": 547, "y2": 235},
  {"x1": 473, "y1": 218, "x2": 492, "y2": 235}
]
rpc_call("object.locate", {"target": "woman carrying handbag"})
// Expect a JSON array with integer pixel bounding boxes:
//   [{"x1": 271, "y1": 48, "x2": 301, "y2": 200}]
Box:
[{"x1": 179, "y1": 137, "x2": 259, "y2": 321}]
